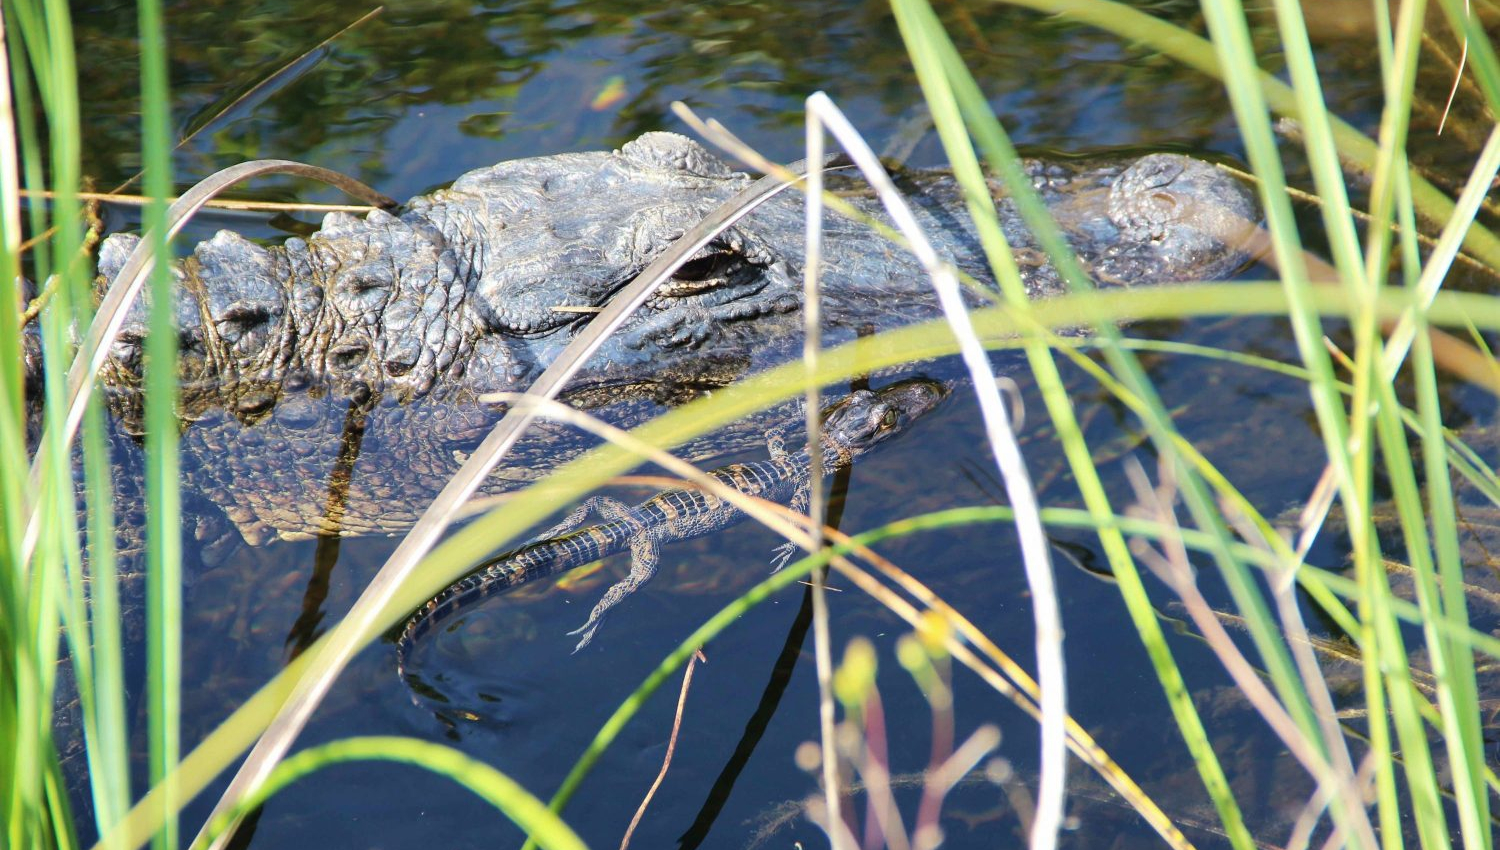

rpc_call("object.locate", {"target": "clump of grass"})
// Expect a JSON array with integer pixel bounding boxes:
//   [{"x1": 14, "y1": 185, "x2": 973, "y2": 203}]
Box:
[
  {"x1": 2, "y1": 0, "x2": 138, "y2": 846},
  {"x1": 887, "y1": 0, "x2": 1500, "y2": 847}
]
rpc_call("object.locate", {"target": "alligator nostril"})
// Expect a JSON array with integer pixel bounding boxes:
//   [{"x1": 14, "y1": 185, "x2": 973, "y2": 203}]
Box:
[
  {"x1": 1140, "y1": 158, "x2": 1185, "y2": 188},
  {"x1": 384, "y1": 357, "x2": 415, "y2": 377},
  {"x1": 350, "y1": 275, "x2": 388, "y2": 293}
]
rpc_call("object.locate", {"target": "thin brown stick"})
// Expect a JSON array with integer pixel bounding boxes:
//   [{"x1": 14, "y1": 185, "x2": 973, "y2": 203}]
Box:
[{"x1": 620, "y1": 649, "x2": 705, "y2": 850}]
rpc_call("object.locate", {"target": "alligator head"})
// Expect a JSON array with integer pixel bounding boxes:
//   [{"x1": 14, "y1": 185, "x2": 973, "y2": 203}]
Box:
[{"x1": 93, "y1": 133, "x2": 1257, "y2": 414}]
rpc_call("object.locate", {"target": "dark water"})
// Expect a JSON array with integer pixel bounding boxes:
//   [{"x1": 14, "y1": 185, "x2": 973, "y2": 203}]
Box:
[{"x1": 67, "y1": 0, "x2": 1500, "y2": 847}]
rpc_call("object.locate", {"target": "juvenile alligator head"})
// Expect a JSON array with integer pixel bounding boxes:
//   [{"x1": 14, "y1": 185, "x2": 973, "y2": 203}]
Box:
[
  {"x1": 817, "y1": 378, "x2": 950, "y2": 468},
  {"x1": 83, "y1": 132, "x2": 1256, "y2": 546}
]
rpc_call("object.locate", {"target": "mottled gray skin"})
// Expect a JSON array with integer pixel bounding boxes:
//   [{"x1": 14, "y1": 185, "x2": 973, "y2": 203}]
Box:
[
  {"x1": 397, "y1": 378, "x2": 947, "y2": 689},
  {"x1": 78, "y1": 132, "x2": 1255, "y2": 550}
]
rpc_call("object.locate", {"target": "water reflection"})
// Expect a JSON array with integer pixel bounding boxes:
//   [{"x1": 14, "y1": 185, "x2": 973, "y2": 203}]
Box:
[{"x1": 65, "y1": 0, "x2": 1500, "y2": 847}]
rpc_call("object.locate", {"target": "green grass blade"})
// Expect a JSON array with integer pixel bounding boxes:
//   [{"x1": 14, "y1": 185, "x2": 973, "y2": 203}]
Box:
[
  {"x1": 1264, "y1": 0, "x2": 1368, "y2": 286},
  {"x1": 0, "y1": 15, "x2": 26, "y2": 564},
  {"x1": 79, "y1": 396, "x2": 131, "y2": 845},
  {"x1": 1, "y1": 8, "x2": 38, "y2": 845},
  {"x1": 17, "y1": 0, "x2": 90, "y2": 844},
  {"x1": 135, "y1": 0, "x2": 181, "y2": 847},
  {"x1": 1359, "y1": 0, "x2": 1422, "y2": 291},
  {"x1": 0, "y1": 38, "x2": 33, "y2": 850},
  {"x1": 1368, "y1": 379, "x2": 1457, "y2": 850},
  {"x1": 928, "y1": 0, "x2": 1328, "y2": 744},
  {"x1": 893, "y1": 2, "x2": 1360, "y2": 845},
  {"x1": 193, "y1": 738, "x2": 589, "y2": 850},
  {"x1": 1412, "y1": 326, "x2": 1491, "y2": 850}
]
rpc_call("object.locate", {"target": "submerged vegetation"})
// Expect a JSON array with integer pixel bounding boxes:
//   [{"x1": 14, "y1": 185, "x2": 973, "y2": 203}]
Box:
[{"x1": 5, "y1": 0, "x2": 1500, "y2": 847}]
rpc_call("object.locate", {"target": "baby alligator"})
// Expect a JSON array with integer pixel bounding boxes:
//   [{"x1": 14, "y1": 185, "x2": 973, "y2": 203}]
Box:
[{"x1": 396, "y1": 378, "x2": 948, "y2": 684}]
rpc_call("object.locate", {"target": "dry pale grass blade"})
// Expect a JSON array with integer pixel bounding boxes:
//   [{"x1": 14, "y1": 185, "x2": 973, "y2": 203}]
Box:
[
  {"x1": 1211, "y1": 210, "x2": 1500, "y2": 393},
  {"x1": 491, "y1": 401, "x2": 1136, "y2": 850},
  {"x1": 1222, "y1": 499, "x2": 1383, "y2": 847},
  {"x1": 802, "y1": 108, "x2": 827, "y2": 531},
  {"x1": 1285, "y1": 754, "x2": 1378, "y2": 850},
  {"x1": 1289, "y1": 465, "x2": 1340, "y2": 587},
  {"x1": 799, "y1": 91, "x2": 1067, "y2": 850},
  {"x1": 16, "y1": 9, "x2": 386, "y2": 260},
  {"x1": 803, "y1": 794, "x2": 865, "y2": 849},
  {"x1": 20, "y1": 159, "x2": 395, "y2": 566},
  {"x1": 1384, "y1": 122, "x2": 1500, "y2": 372},
  {"x1": 848, "y1": 691, "x2": 913, "y2": 850},
  {"x1": 674, "y1": 102, "x2": 1010, "y2": 307},
  {"x1": 683, "y1": 95, "x2": 1063, "y2": 849},
  {"x1": 1437, "y1": 0, "x2": 1472, "y2": 136},
  {"x1": 475, "y1": 393, "x2": 820, "y2": 550},
  {"x1": 20, "y1": 188, "x2": 383, "y2": 215},
  {"x1": 171, "y1": 8, "x2": 384, "y2": 166},
  {"x1": 1216, "y1": 159, "x2": 1500, "y2": 280},
  {"x1": 928, "y1": 724, "x2": 1002, "y2": 801},
  {"x1": 194, "y1": 156, "x2": 830, "y2": 850},
  {"x1": 799, "y1": 103, "x2": 846, "y2": 850}
]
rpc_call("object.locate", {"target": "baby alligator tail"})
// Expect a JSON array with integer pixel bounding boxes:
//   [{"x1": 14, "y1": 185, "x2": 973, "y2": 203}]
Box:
[{"x1": 394, "y1": 524, "x2": 631, "y2": 685}]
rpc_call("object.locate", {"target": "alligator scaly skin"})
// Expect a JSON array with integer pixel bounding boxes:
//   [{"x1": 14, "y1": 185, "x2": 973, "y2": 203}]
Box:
[{"x1": 396, "y1": 378, "x2": 947, "y2": 685}]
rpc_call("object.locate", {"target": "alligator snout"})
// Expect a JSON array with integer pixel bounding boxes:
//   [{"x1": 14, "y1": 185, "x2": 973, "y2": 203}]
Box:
[{"x1": 1104, "y1": 152, "x2": 1260, "y2": 283}]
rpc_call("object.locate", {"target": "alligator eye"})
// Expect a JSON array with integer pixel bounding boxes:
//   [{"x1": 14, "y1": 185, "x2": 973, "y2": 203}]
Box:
[
  {"x1": 673, "y1": 252, "x2": 736, "y2": 282},
  {"x1": 880, "y1": 408, "x2": 899, "y2": 429}
]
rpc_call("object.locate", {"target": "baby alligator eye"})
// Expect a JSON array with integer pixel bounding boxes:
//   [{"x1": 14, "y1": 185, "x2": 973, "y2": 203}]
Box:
[
  {"x1": 880, "y1": 408, "x2": 899, "y2": 429},
  {"x1": 672, "y1": 251, "x2": 737, "y2": 282}
]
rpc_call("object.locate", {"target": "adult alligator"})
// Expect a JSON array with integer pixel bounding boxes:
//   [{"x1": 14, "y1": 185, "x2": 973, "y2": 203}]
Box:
[
  {"x1": 41, "y1": 132, "x2": 1255, "y2": 831},
  {"x1": 61, "y1": 132, "x2": 1256, "y2": 555},
  {"x1": 397, "y1": 377, "x2": 948, "y2": 685}
]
